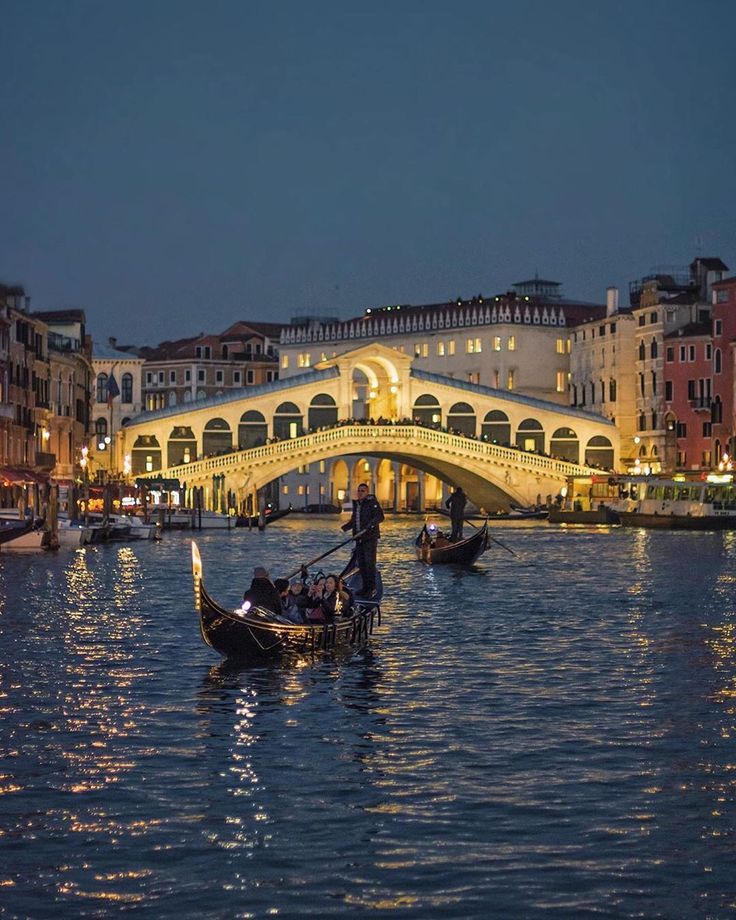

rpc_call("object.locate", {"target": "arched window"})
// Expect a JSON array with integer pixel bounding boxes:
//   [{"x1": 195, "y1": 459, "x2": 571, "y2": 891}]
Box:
[
  {"x1": 638, "y1": 341, "x2": 645, "y2": 361},
  {"x1": 585, "y1": 435, "x2": 614, "y2": 469},
  {"x1": 168, "y1": 391, "x2": 177, "y2": 407},
  {"x1": 550, "y1": 427, "x2": 579, "y2": 463},
  {"x1": 239, "y1": 410, "x2": 268, "y2": 448},
  {"x1": 516, "y1": 418, "x2": 544, "y2": 453},
  {"x1": 650, "y1": 339, "x2": 658, "y2": 359},
  {"x1": 308, "y1": 393, "x2": 338, "y2": 430},
  {"x1": 95, "y1": 417, "x2": 107, "y2": 439},
  {"x1": 447, "y1": 402, "x2": 476, "y2": 437},
  {"x1": 121, "y1": 373, "x2": 133, "y2": 403},
  {"x1": 203, "y1": 418, "x2": 232, "y2": 455},
  {"x1": 167, "y1": 426, "x2": 197, "y2": 467},
  {"x1": 412, "y1": 394, "x2": 441, "y2": 427},
  {"x1": 715, "y1": 349, "x2": 722, "y2": 373},
  {"x1": 96, "y1": 373, "x2": 108, "y2": 403},
  {"x1": 481, "y1": 410, "x2": 510, "y2": 444},
  {"x1": 274, "y1": 401, "x2": 304, "y2": 439}
]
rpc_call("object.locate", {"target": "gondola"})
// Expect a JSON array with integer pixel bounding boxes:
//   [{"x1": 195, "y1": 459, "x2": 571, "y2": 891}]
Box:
[
  {"x1": 415, "y1": 520, "x2": 490, "y2": 565},
  {"x1": 191, "y1": 541, "x2": 382, "y2": 660},
  {"x1": 234, "y1": 505, "x2": 293, "y2": 528}
]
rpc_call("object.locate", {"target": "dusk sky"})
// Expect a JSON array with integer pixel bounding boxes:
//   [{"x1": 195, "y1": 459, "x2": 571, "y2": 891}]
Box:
[{"x1": 2, "y1": 0, "x2": 735, "y2": 346}]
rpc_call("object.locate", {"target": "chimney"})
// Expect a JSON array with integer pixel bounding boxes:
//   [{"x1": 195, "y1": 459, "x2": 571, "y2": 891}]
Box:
[{"x1": 606, "y1": 286, "x2": 619, "y2": 317}]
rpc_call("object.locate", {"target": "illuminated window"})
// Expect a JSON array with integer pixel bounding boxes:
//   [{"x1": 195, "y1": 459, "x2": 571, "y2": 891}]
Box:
[
  {"x1": 507, "y1": 336, "x2": 515, "y2": 352},
  {"x1": 466, "y1": 338, "x2": 475, "y2": 354},
  {"x1": 556, "y1": 371, "x2": 566, "y2": 392},
  {"x1": 281, "y1": 355, "x2": 289, "y2": 369},
  {"x1": 422, "y1": 343, "x2": 429, "y2": 358},
  {"x1": 282, "y1": 485, "x2": 289, "y2": 494},
  {"x1": 414, "y1": 343, "x2": 421, "y2": 356},
  {"x1": 493, "y1": 336, "x2": 501, "y2": 351},
  {"x1": 145, "y1": 455, "x2": 153, "y2": 472},
  {"x1": 297, "y1": 485, "x2": 304, "y2": 496},
  {"x1": 493, "y1": 370, "x2": 500, "y2": 388},
  {"x1": 319, "y1": 461, "x2": 325, "y2": 473},
  {"x1": 437, "y1": 341, "x2": 445, "y2": 356},
  {"x1": 448, "y1": 340, "x2": 456, "y2": 356},
  {"x1": 298, "y1": 353, "x2": 311, "y2": 368},
  {"x1": 507, "y1": 370, "x2": 515, "y2": 390},
  {"x1": 556, "y1": 337, "x2": 565, "y2": 354}
]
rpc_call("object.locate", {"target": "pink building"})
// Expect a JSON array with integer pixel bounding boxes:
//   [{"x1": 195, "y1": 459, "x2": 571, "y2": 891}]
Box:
[
  {"x1": 711, "y1": 276, "x2": 736, "y2": 465},
  {"x1": 663, "y1": 323, "x2": 714, "y2": 470}
]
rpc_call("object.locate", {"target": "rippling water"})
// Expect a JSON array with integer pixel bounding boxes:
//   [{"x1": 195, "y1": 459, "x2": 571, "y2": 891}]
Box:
[{"x1": 1, "y1": 518, "x2": 736, "y2": 918}]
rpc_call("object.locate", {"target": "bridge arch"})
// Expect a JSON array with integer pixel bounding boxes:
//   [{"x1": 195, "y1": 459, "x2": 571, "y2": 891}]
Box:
[
  {"x1": 203, "y1": 418, "x2": 232, "y2": 456},
  {"x1": 274, "y1": 401, "x2": 304, "y2": 439},
  {"x1": 585, "y1": 435, "x2": 614, "y2": 469},
  {"x1": 168, "y1": 426, "x2": 196, "y2": 467},
  {"x1": 516, "y1": 418, "x2": 544, "y2": 453},
  {"x1": 238, "y1": 410, "x2": 267, "y2": 449},
  {"x1": 481, "y1": 410, "x2": 510, "y2": 445},
  {"x1": 132, "y1": 434, "x2": 161, "y2": 474},
  {"x1": 550, "y1": 426, "x2": 579, "y2": 463},
  {"x1": 308, "y1": 393, "x2": 338, "y2": 430},
  {"x1": 447, "y1": 402, "x2": 476, "y2": 437},
  {"x1": 413, "y1": 394, "x2": 441, "y2": 427}
]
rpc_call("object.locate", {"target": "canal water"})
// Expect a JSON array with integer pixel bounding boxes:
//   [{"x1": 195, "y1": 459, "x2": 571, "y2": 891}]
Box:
[{"x1": 1, "y1": 518, "x2": 735, "y2": 918}]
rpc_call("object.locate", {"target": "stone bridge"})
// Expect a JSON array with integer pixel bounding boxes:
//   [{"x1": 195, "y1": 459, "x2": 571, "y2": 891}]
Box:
[{"x1": 118, "y1": 343, "x2": 618, "y2": 510}]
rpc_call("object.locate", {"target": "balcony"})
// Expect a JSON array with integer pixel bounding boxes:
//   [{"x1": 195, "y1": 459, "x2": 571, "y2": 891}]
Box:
[
  {"x1": 689, "y1": 397, "x2": 712, "y2": 411},
  {"x1": 35, "y1": 451, "x2": 56, "y2": 470}
]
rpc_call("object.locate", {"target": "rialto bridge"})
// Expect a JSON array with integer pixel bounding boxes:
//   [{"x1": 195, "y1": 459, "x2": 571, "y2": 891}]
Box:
[{"x1": 118, "y1": 343, "x2": 619, "y2": 512}]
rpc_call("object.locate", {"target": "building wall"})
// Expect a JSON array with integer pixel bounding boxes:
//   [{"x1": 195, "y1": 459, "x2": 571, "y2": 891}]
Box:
[
  {"x1": 712, "y1": 278, "x2": 736, "y2": 463},
  {"x1": 663, "y1": 332, "x2": 713, "y2": 470}
]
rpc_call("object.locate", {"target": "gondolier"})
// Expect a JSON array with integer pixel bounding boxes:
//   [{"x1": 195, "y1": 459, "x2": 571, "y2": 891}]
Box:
[
  {"x1": 445, "y1": 486, "x2": 467, "y2": 541},
  {"x1": 341, "y1": 483, "x2": 384, "y2": 597}
]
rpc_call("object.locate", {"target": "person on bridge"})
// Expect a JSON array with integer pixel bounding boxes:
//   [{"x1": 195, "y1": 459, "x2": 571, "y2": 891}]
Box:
[
  {"x1": 341, "y1": 482, "x2": 384, "y2": 598},
  {"x1": 445, "y1": 486, "x2": 467, "y2": 541}
]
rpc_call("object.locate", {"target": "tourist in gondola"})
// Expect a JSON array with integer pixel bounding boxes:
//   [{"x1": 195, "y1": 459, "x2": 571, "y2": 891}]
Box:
[
  {"x1": 275, "y1": 578, "x2": 304, "y2": 623},
  {"x1": 445, "y1": 485, "x2": 467, "y2": 541},
  {"x1": 320, "y1": 574, "x2": 351, "y2": 621},
  {"x1": 288, "y1": 580, "x2": 311, "y2": 615},
  {"x1": 242, "y1": 566, "x2": 283, "y2": 616},
  {"x1": 341, "y1": 482, "x2": 384, "y2": 598}
]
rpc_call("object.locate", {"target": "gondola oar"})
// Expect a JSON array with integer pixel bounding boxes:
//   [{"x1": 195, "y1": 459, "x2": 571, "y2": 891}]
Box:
[
  {"x1": 460, "y1": 514, "x2": 519, "y2": 558},
  {"x1": 285, "y1": 528, "x2": 369, "y2": 580}
]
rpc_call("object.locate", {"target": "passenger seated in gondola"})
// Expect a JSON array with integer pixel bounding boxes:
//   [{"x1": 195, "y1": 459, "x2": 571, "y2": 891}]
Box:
[
  {"x1": 305, "y1": 578, "x2": 327, "y2": 623},
  {"x1": 423, "y1": 523, "x2": 451, "y2": 548},
  {"x1": 274, "y1": 578, "x2": 304, "y2": 624},
  {"x1": 320, "y1": 574, "x2": 352, "y2": 622},
  {"x1": 242, "y1": 566, "x2": 282, "y2": 616}
]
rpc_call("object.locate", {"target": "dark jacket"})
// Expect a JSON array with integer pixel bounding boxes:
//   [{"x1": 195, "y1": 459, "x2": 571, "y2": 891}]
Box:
[
  {"x1": 243, "y1": 576, "x2": 283, "y2": 616},
  {"x1": 341, "y1": 494, "x2": 385, "y2": 542},
  {"x1": 445, "y1": 490, "x2": 467, "y2": 518}
]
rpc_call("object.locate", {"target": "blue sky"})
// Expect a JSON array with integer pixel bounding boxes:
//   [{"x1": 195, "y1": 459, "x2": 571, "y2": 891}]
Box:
[{"x1": 2, "y1": 0, "x2": 735, "y2": 345}]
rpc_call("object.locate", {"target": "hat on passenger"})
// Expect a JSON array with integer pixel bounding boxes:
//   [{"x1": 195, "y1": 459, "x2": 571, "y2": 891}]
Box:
[{"x1": 253, "y1": 566, "x2": 270, "y2": 579}]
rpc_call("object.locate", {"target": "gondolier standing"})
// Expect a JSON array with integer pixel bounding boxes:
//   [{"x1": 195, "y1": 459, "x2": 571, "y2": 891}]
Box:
[
  {"x1": 341, "y1": 482, "x2": 384, "y2": 597},
  {"x1": 445, "y1": 486, "x2": 467, "y2": 541}
]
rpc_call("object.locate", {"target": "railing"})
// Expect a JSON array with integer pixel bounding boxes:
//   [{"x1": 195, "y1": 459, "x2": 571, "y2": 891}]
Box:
[
  {"x1": 35, "y1": 451, "x2": 56, "y2": 470},
  {"x1": 689, "y1": 397, "x2": 712, "y2": 410},
  {"x1": 140, "y1": 424, "x2": 600, "y2": 484}
]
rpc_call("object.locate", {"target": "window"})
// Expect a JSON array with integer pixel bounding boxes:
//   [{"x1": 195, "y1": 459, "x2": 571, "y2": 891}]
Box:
[
  {"x1": 121, "y1": 373, "x2": 133, "y2": 403},
  {"x1": 506, "y1": 370, "x2": 514, "y2": 390},
  {"x1": 95, "y1": 373, "x2": 108, "y2": 403},
  {"x1": 638, "y1": 314, "x2": 646, "y2": 326},
  {"x1": 507, "y1": 336, "x2": 514, "y2": 352},
  {"x1": 714, "y1": 319, "x2": 723, "y2": 335},
  {"x1": 169, "y1": 370, "x2": 175, "y2": 383},
  {"x1": 448, "y1": 340, "x2": 455, "y2": 356},
  {"x1": 679, "y1": 345, "x2": 686, "y2": 362},
  {"x1": 414, "y1": 344, "x2": 421, "y2": 357},
  {"x1": 437, "y1": 341, "x2": 445, "y2": 356},
  {"x1": 185, "y1": 370, "x2": 191, "y2": 382},
  {"x1": 716, "y1": 291, "x2": 728, "y2": 304},
  {"x1": 665, "y1": 381, "x2": 673, "y2": 401},
  {"x1": 650, "y1": 311, "x2": 658, "y2": 323},
  {"x1": 421, "y1": 343, "x2": 429, "y2": 358},
  {"x1": 639, "y1": 342, "x2": 645, "y2": 360},
  {"x1": 610, "y1": 323, "x2": 616, "y2": 334},
  {"x1": 676, "y1": 422, "x2": 687, "y2": 438},
  {"x1": 198, "y1": 369, "x2": 205, "y2": 382},
  {"x1": 650, "y1": 340, "x2": 658, "y2": 359},
  {"x1": 281, "y1": 355, "x2": 289, "y2": 369},
  {"x1": 233, "y1": 371, "x2": 241, "y2": 384},
  {"x1": 319, "y1": 461, "x2": 325, "y2": 473},
  {"x1": 703, "y1": 422, "x2": 712, "y2": 437},
  {"x1": 467, "y1": 371, "x2": 479, "y2": 384},
  {"x1": 651, "y1": 411, "x2": 657, "y2": 430},
  {"x1": 493, "y1": 370, "x2": 500, "y2": 388},
  {"x1": 476, "y1": 338, "x2": 482, "y2": 353},
  {"x1": 715, "y1": 349, "x2": 722, "y2": 373},
  {"x1": 493, "y1": 336, "x2": 501, "y2": 351},
  {"x1": 688, "y1": 345, "x2": 695, "y2": 362},
  {"x1": 556, "y1": 371, "x2": 565, "y2": 393},
  {"x1": 158, "y1": 371, "x2": 164, "y2": 384},
  {"x1": 298, "y1": 353, "x2": 311, "y2": 368},
  {"x1": 639, "y1": 373, "x2": 645, "y2": 396},
  {"x1": 95, "y1": 417, "x2": 107, "y2": 439},
  {"x1": 215, "y1": 370, "x2": 223, "y2": 384},
  {"x1": 466, "y1": 338, "x2": 475, "y2": 354},
  {"x1": 687, "y1": 379, "x2": 696, "y2": 399},
  {"x1": 609, "y1": 379, "x2": 617, "y2": 402},
  {"x1": 651, "y1": 371, "x2": 657, "y2": 395},
  {"x1": 246, "y1": 370, "x2": 254, "y2": 384},
  {"x1": 706, "y1": 343, "x2": 712, "y2": 360}
]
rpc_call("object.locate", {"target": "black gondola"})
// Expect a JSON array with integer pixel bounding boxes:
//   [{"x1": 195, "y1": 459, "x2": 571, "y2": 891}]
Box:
[
  {"x1": 191, "y1": 541, "x2": 382, "y2": 660},
  {"x1": 234, "y1": 505, "x2": 293, "y2": 528},
  {"x1": 415, "y1": 520, "x2": 490, "y2": 565}
]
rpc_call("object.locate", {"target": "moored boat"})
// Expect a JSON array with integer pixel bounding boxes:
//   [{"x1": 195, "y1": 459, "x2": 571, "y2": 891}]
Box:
[
  {"x1": 415, "y1": 520, "x2": 490, "y2": 565},
  {"x1": 191, "y1": 541, "x2": 382, "y2": 660},
  {"x1": 616, "y1": 475, "x2": 736, "y2": 530},
  {"x1": 234, "y1": 505, "x2": 293, "y2": 528}
]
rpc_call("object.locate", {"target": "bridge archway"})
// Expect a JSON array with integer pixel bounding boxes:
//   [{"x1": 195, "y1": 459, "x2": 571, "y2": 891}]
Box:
[
  {"x1": 482, "y1": 410, "x2": 510, "y2": 445},
  {"x1": 585, "y1": 435, "x2": 614, "y2": 469},
  {"x1": 448, "y1": 402, "x2": 476, "y2": 437},
  {"x1": 516, "y1": 418, "x2": 544, "y2": 453},
  {"x1": 308, "y1": 394, "x2": 338, "y2": 430},
  {"x1": 274, "y1": 401, "x2": 304, "y2": 439},
  {"x1": 203, "y1": 418, "x2": 232, "y2": 456},
  {"x1": 550, "y1": 427, "x2": 579, "y2": 463},
  {"x1": 413, "y1": 394, "x2": 441, "y2": 427},
  {"x1": 168, "y1": 426, "x2": 196, "y2": 467},
  {"x1": 238, "y1": 410, "x2": 267, "y2": 449},
  {"x1": 132, "y1": 435, "x2": 161, "y2": 474}
]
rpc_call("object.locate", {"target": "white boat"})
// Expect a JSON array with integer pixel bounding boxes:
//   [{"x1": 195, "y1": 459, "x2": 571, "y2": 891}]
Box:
[
  {"x1": 153, "y1": 506, "x2": 235, "y2": 530},
  {"x1": 615, "y1": 474, "x2": 736, "y2": 530},
  {"x1": 0, "y1": 519, "x2": 55, "y2": 551},
  {"x1": 110, "y1": 514, "x2": 161, "y2": 541}
]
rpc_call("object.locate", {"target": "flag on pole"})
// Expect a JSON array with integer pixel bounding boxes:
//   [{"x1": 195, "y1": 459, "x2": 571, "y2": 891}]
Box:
[{"x1": 107, "y1": 372, "x2": 120, "y2": 408}]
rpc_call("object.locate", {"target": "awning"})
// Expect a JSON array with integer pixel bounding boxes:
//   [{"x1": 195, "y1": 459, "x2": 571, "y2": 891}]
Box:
[{"x1": 0, "y1": 466, "x2": 43, "y2": 486}]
